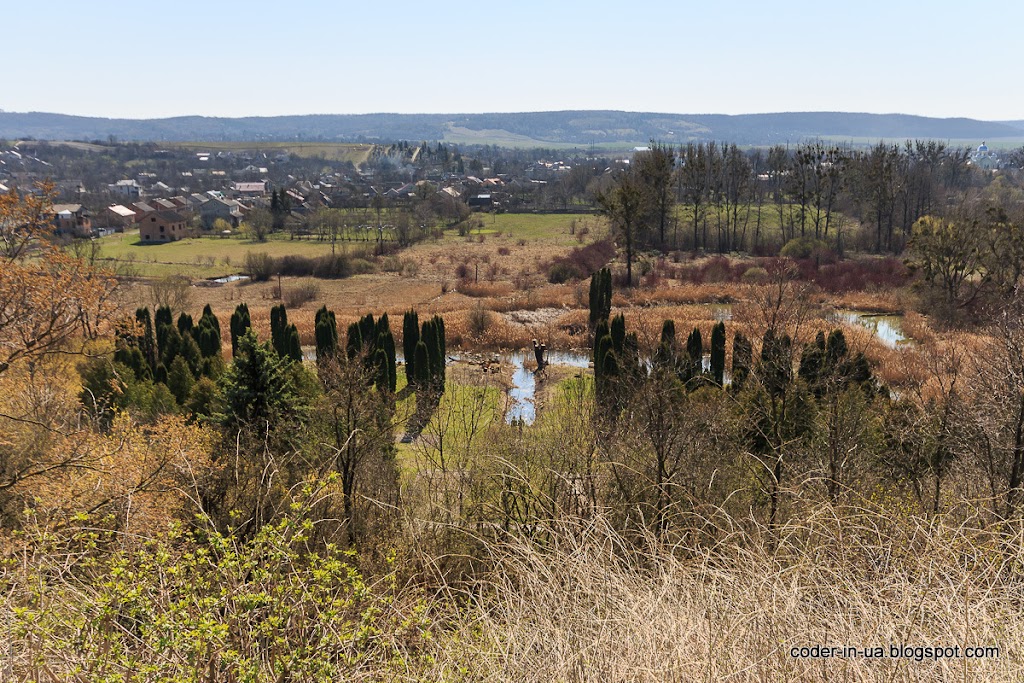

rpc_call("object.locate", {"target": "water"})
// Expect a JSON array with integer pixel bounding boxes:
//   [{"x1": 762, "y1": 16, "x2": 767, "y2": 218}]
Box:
[
  {"x1": 211, "y1": 274, "x2": 250, "y2": 284},
  {"x1": 506, "y1": 349, "x2": 590, "y2": 425},
  {"x1": 834, "y1": 310, "x2": 907, "y2": 348},
  {"x1": 507, "y1": 352, "x2": 536, "y2": 425}
]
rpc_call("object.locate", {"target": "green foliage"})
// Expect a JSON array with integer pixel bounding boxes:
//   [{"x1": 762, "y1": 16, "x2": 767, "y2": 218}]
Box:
[
  {"x1": 346, "y1": 321, "x2": 362, "y2": 360},
  {"x1": 219, "y1": 330, "x2": 304, "y2": 431},
  {"x1": 732, "y1": 332, "x2": 752, "y2": 391},
  {"x1": 314, "y1": 305, "x2": 338, "y2": 363},
  {"x1": 780, "y1": 236, "x2": 830, "y2": 260},
  {"x1": 229, "y1": 303, "x2": 251, "y2": 357},
  {"x1": 710, "y1": 321, "x2": 726, "y2": 387},
  {"x1": 166, "y1": 356, "x2": 195, "y2": 406},
  {"x1": 403, "y1": 310, "x2": 419, "y2": 386},
  {"x1": 588, "y1": 267, "x2": 613, "y2": 326},
  {"x1": 6, "y1": 501, "x2": 434, "y2": 679},
  {"x1": 176, "y1": 312, "x2": 194, "y2": 337},
  {"x1": 135, "y1": 307, "x2": 157, "y2": 373},
  {"x1": 760, "y1": 329, "x2": 792, "y2": 399},
  {"x1": 270, "y1": 303, "x2": 289, "y2": 358}
]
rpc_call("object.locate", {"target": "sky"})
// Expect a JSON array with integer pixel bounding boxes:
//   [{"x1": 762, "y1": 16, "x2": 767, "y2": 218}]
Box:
[{"x1": 3, "y1": 0, "x2": 1021, "y2": 121}]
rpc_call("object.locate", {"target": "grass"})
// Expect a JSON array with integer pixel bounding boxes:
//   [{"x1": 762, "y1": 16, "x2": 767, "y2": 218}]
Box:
[
  {"x1": 161, "y1": 140, "x2": 375, "y2": 164},
  {"x1": 93, "y1": 230, "x2": 360, "y2": 278},
  {"x1": 430, "y1": 503, "x2": 1024, "y2": 681}
]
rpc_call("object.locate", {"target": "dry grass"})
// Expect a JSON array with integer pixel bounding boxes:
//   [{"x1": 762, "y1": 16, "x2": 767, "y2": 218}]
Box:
[{"x1": 433, "y1": 502, "x2": 1024, "y2": 681}]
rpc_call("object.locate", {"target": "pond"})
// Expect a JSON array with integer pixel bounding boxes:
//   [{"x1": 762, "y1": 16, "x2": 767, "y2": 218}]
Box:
[
  {"x1": 504, "y1": 350, "x2": 589, "y2": 426},
  {"x1": 833, "y1": 310, "x2": 907, "y2": 348},
  {"x1": 211, "y1": 274, "x2": 250, "y2": 284}
]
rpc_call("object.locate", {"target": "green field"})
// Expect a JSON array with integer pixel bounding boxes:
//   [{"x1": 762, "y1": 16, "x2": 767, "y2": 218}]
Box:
[
  {"x1": 93, "y1": 231, "x2": 349, "y2": 278},
  {"x1": 89, "y1": 211, "x2": 607, "y2": 279},
  {"x1": 162, "y1": 141, "x2": 375, "y2": 164}
]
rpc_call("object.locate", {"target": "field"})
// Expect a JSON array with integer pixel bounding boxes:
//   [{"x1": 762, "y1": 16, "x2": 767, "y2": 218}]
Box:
[{"x1": 161, "y1": 140, "x2": 376, "y2": 164}]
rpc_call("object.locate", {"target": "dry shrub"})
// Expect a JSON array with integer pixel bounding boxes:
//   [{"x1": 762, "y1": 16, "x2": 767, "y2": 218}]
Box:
[
  {"x1": 467, "y1": 304, "x2": 493, "y2": 338},
  {"x1": 283, "y1": 282, "x2": 320, "y2": 308},
  {"x1": 545, "y1": 239, "x2": 616, "y2": 284},
  {"x1": 457, "y1": 281, "x2": 512, "y2": 298}
]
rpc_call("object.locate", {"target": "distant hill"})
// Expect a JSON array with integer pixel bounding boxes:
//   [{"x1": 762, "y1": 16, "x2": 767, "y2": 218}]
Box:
[{"x1": 1, "y1": 110, "x2": 1022, "y2": 148}]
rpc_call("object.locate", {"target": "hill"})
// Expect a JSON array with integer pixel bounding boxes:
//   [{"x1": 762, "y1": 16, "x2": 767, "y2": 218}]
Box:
[{"x1": 1, "y1": 110, "x2": 1022, "y2": 147}]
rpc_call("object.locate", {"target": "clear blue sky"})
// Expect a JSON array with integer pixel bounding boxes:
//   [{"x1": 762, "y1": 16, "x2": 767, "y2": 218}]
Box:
[{"x1": 4, "y1": 0, "x2": 1021, "y2": 120}]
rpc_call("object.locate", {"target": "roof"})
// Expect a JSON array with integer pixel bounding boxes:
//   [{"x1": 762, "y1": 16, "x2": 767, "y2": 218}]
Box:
[
  {"x1": 107, "y1": 204, "x2": 136, "y2": 218},
  {"x1": 232, "y1": 182, "x2": 266, "y2": 192},
  {"x1": 51, "y1": 203, "x2": 83, "y2": 213},
  {"x1": 132, "y1": 202, "x2": 156, "y2": 213},
  {"x1": 151, "y1": 210, "x2": 188, "y2": 224},
  {"x1": 152, "y1": 198, "x2": 177, "y2": 210}
]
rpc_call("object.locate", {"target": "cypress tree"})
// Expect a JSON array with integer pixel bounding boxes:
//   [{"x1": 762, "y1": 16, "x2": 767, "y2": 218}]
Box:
[
  {"x1": 155, "y1": 305, "x2": 173, "y2": 356},
  {"x1": 710, "y1": 321, "x2": 726, "y2": 387},
  {"x1": 825, "y1": 329, "x2": 848, "y2": 373},
  {"x1": 314, "y1": 306, "x2": 338, "y2": 362},
  {"x1": 684, "y1": 327, "x2": 703, "y2": 385},
  {"x1": 160, "y1": 325, "x2": 183, "y2": 371},
  {"x1": 177, "y1": 312, "x2": 194, "y2": 337},
  {"x1": 590, "y1": 268, "x2": 613, "y2": 327},
  {"x1": 610, "y1": 314, "x2": 626, "y2": 357},
  {"x1": 732, "y1": 332, "x2": 752, "y2": 391},
  {"x1": 660, "y1": 319, "x2": 676, "y2": 348},
  {"x1": 403, "y1": 310, "x2": 419, "y2": 386},
  {"x1": 201, "y1": 304, "x2": 220, "y2": 337},
  {"x1": 761, "y1": 330, "x2": 792, "y2": 398},
  {"x1": 382, "y1": 329, "x2": 397, "y2": 393},
  {"x1": 135, "y1": 307, "x2": 157, "y2": 373},
  {"x1": 346, "y1": 321, "x2": 362, "y2": 360},
  {"x1": 359, "y1": 314, "x2": 376, "y2": 357},
  {"x1": 433, "y1": 315, "x2": 446, "y2": 391},
  {"x1": 413, "y1": 340, "x2": 430, "y2": 388},
  {"x1": 799, "y1": 331, "x2": 827, "y2": 394},
  {"x1": 229, "y1": 303, "x2": 251, "y2": 357},
  {"x1": 286, "y1": 324, "x2": 302, "y2": 363},
  {"x1": 167, "y1": 356, "x2": 195, "y2": 405},
  {"x1": 374, "y1": 347, "x2": 390, "y2": 393},
  {"x1": 270, "y1": 304, "x2": 288, "y2": 358},
  {"x1": 595, "y1": 333, "x2": 613, "y2": 394}
]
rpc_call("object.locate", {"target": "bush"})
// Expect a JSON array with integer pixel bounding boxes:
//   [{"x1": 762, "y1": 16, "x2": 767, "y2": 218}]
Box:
[
  {"x1": 741, "y1": 266, "x2": 770, "y2": 283},
  {"x1": 780, "y1": 236, "x2": 830, "y2": 260},
  {"x1": 468, "y1": 304, "x2": 493, "y2": 337},
  {"x1": 546, "y1": 239, "x2": 616, "y2": 283},
  {"x1": 244, "y1": 251, "x2": 275, "y2": 281},
  {"x1": 284, "y1": 282, "x2": 320, "y2": 308}
]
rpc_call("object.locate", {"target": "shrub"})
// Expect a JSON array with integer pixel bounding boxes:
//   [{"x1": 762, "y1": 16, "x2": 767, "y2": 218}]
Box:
[
  {"x1": 467, "y1": 304, "x2": 493, "y2": 338},
  {"x1": 546, "y1": 239, "x2": 616, "y2": 284},
  {"x1": 284, "y1": 282, "x2": 320, "y2": 308},
  {"x1": 741, "y1": 266, "x2": 770, "y2": 284},
  {"x1": 244, "y1": 251, "x2": 275, "y2": 281},
  {"x1": 780, "y1": 236, "x2": 830, "y2": 260}
]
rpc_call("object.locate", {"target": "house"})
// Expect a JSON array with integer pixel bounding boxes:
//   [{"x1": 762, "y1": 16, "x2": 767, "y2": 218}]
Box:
[
  {"x1": 108, "y1": 179, "x2": 141, "y2": 199},
  {"x1": 139, "y1": 211, "x2": 188, "y2": 243},
  {"x1": 132, "y1": 201, "x2": 156, "y2": 220},
  {"x1": 51, "y1": 204, "x2": 92, "y2": 236},
  {"x1": 103, "y1": 205, "x2": 137, "y2": 230},
  {"x1": 200, "y1": 197, "x2": 244, "y2": 229},
  {"x1": 151, "y1": 198, "x2": 178, "y2": 212},
  {"x1": 231, "y1": 181, "x2": 266, "y2": 197}
]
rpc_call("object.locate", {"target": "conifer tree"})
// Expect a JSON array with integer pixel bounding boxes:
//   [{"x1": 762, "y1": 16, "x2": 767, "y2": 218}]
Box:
[
  {"x1": 229, "y1": 303, "x2": 251, "y2": 357},
  {"x1": 403, "y1": 310, "x2": 419, "y2": 386},
  {"x1": 710, "y1": 321, "x2": 726, "y2": 387}
]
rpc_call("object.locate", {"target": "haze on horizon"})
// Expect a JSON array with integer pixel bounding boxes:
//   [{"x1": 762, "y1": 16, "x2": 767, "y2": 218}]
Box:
[{"x1": 5, "y1": 0, "x2": 1021, "y2": 122}]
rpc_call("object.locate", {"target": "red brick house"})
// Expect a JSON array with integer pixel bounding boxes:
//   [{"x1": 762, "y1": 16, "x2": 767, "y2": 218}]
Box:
[{"x1": 139, "y1": 210, "x2": 188, "y2": 243}]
